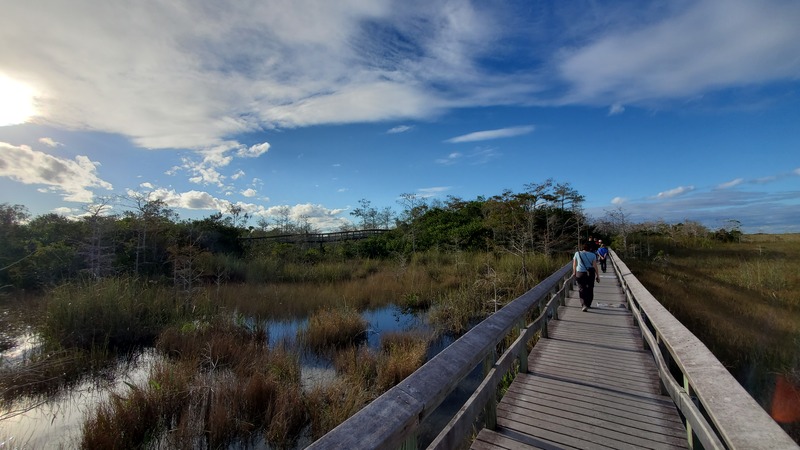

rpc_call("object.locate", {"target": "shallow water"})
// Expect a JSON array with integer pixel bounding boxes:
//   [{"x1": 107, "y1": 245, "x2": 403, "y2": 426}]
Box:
[{"x1": 0, "y1": 305, "x2": 429, "y2": 448}]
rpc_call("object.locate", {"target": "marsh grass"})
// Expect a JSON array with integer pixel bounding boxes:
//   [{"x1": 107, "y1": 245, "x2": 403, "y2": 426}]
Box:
[
  {"x1": 628, "y1": 236, "x2": 800, "y2": 367},
  {"x1": 627, "y1": 234, "x2": 800, "y2": 441},
  {"x1": 305, "y1": 378, "x2": 373, "y2": 440},
  {"x1": 299, "y1": 307, "x2": 368, "y2": 352},
  {"x1": 376, "y1": 331, "x2": 429, "y2": 390},
  {"x1": 42, "y1": 277, "x2": 217, "y2": 351},
  {"x1": 84, "y1": 319, "x2": 307, "y2": 449}
]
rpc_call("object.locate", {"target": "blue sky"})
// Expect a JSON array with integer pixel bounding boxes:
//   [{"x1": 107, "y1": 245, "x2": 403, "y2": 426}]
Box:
[{"x1": 1, "y1": 0, "x2": 799, "y2": 233}]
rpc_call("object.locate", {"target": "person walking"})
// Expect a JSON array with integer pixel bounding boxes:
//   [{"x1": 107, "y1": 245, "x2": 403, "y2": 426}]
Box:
[
  {"x1": 596, "y1": 242, "x2": 609, "y2": 273},
  {"x1": 573, "y1": 241, "x2": 601, "y2": 311}
]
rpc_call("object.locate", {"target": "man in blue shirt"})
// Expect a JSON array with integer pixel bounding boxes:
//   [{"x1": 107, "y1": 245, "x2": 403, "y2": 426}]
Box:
[{"x1": 596, "y1": 242, "x2": 609, "y2": 273}]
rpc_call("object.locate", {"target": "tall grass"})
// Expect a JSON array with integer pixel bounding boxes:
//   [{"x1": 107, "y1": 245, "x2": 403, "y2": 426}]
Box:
[
  {"x1": 42, "y1": 277, "x2": 216, "y2": 351},
  {"x1": 83, "y1": 318, "x2": 307, "y2": 449},
  {"x1": 299, "y1": 307, "x2": 368, "y2": 352},
  {"x1": 626, "y1": 234, "x2": 800, "y2": 441}
]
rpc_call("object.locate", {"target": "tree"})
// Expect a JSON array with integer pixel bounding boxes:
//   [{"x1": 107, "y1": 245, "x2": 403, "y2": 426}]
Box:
[
  {"x1": 0, "y1": 204, "x2": 32, "y2": 287},
  {"x1": 350, "y1": 198, "x2": 378, "y2": 229},
  {"x1": 80, "y1": 199, "x2": 116, "y2": 279},
  {"x1": 123, "y1": 194, "x2": 177, "y2": 275}
]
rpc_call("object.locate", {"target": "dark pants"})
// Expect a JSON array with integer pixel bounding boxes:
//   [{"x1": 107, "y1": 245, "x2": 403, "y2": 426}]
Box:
[
  {"x1": 598, "y1": 256, "x2": 607, "y2": 272},
  {"x1": 576, "y1": 271, "x2": 595, "y2": 307}
]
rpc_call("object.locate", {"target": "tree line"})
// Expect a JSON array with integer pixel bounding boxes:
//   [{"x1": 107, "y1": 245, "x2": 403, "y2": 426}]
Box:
[{"x1": 0, "y1": 179, "x2": 592, "y2": 291}]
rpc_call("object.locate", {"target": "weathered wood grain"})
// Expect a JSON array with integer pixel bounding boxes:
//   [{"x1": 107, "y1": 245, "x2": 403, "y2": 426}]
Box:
[{"x1": 472, "y1": 265, "x2": 688, "y2": 450}]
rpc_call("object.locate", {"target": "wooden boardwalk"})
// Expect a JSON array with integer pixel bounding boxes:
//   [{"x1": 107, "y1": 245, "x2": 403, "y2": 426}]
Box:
[{"x1": 473, "y1": 264, "x2": 688, "y2": 450}]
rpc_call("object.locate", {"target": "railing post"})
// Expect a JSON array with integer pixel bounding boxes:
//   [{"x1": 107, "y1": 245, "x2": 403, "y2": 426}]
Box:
[
  {"x1": 518, "y1": 319, "x2": 529, "y2": 373},
  {"x1": 684, "y1": 375, "x2": 696, "y2": 449},
  {"x1": 397, "y1": 434, "x2": 417, "y2": 450},
  {"x1": 483, "y1": 349, "x2": 498, "y2": 430}
]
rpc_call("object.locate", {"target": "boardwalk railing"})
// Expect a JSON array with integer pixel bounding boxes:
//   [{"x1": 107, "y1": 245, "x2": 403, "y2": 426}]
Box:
[
  {"x1": 609, "y1": 249, "x2": 797, "y2": 449},
  {"x1": 309, "y1": 252, "x2": 797, "y2": 449},
  {"x1": 308, "y1": 263, "x2": 575, "y2": 450},
  {"x1": 240, "y1": 229, "x2": 388, "y2": 244}
]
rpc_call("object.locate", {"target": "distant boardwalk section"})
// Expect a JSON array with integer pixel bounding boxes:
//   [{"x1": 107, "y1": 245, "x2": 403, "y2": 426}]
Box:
[{"x1": 239, "y1": 228, "x2": 388, "y2": 244}]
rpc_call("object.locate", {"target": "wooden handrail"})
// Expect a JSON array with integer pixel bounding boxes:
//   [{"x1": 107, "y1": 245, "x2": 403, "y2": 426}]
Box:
[
  {"x1": 307, "y1": 263, "x2": 574, "y2": 450},
  {"x1": 609, "y1": 249, "x2": 798, "y2": 449}
]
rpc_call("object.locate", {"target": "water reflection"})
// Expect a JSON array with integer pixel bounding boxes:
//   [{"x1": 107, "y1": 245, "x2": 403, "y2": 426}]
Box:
[
  {"x1": 0, "y1": 305, "x2": 431, "y2": 448},
  {"x1": 0, "y1": 349, "x2": 161, "y2": 449}
]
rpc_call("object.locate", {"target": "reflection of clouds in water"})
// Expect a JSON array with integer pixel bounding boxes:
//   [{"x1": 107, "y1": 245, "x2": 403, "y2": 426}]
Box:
[
  {"x1": 0, "y1": 349, "x2": 161, "y2": 449},
  {"x1": 0, "y1": 332, "x2": 41, "y2": 367}
]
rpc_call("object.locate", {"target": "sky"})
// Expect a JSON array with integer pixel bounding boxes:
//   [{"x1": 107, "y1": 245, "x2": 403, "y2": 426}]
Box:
[{"x1": 1, "y1": 0, "x2": 799, "y2": 234}]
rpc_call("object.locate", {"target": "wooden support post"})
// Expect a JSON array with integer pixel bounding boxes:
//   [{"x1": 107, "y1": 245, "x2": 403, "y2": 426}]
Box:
[
  {"x1": 518, "y1": 319, "x2": 529, "y2": 374},
  {"x1": 397, "y1": 434, "x2": 417, "y2": 450},
  {"x1": 483, "y1": 350, "x2": 498, "y2": 430},
  {"x1": 684, "y1": 374, "x2": 695, "y2": 449}
]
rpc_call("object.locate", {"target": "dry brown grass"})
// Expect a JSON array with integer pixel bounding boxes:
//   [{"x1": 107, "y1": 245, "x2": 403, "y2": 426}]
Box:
[
  {"x1": 299, "y1": 307, "x2": 368, "y2": 353},
  {"x1": 305, "y1": 378, "x2": 373, "y2": 440},
  {"x1": 83, "y1": 319, "x2": 306, "y2": 449},
  {"x1": 627, "y1": 234, "x2": 800, "y2": 374},
  {"x1": 376, "y1": 331, "x2": 429, "y2": 390}
]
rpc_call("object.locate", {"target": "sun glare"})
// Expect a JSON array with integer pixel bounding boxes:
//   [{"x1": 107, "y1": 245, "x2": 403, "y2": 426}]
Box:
[{"x1": 0, "y1": 74, "x2": 37, "y2": 126}]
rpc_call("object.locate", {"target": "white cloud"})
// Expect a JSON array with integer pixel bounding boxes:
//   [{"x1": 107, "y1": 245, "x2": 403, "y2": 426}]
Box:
[
  {"x1": 435, "y1": 152, "x2": 462, "y2": 165},
  {"x1": 446, "y1": 126, "x2": 535, "y2": 143},
  {"x1": 417, "y1": 186, "x2": 452, "y2": 198},
  {"x1": 0, "y1": 141, "x2": 112, "y2": 202},
  {"x1": 656, "y1": 185, "x2": 695, "y2": 199},
  {"x1": 608, "y1": 103, "x2": 625, "y2": 115},
  {"x1": 558, "y1": 0, "x2": 800, "y2": 105},
  {"x1": 716, "y1": 178, "x2": 743, "y2": 189},
  {"x1": 236, "y1": 142, "x2": 270, "y2": 158},
  {"x1": 231, "y1": 170, "x2": 245, "y2": 180},
  {"x1": 241, "y1": 188, "x2": 258, "y2": 198},
  {"x1": 387, "y1": 125, "x2": 412, "y2": 134},
  {"x1": 611, "y1": 197, "x2": 627, "y2": 205},
  {"x1": 38, "y1": 137, "x2": 63, "y2": 147},
  {"x1": 139, "y1": 182, "x2": 154, "y2": 189},
  {"x1": 263, "y1": 203, "x2": 349, "y2": 231}
]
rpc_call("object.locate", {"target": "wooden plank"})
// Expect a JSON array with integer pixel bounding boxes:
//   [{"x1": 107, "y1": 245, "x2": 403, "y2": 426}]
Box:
[{"x1": 473, "y1": 263, "x2": 688, "y2": 450}]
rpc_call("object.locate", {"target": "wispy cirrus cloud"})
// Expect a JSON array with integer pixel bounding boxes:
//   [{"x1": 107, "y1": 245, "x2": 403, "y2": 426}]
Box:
[
  {"x1": 716, "y1": 178, "x2": 743, "y2": 189},
  {"x1": 655, "y1": 185, "x2": 694, "y2": 199},
  {"x1": 558, "y1": 0, "x2": 800, "y2": 106},
  {"x1": 417, "y1": 186, "x2": 452, "y2": 198},
  {"x1": 387, "y1": 125, "x2": 413, "y2": 134},
  {"x1": 445, "y1": 125, "x2": 534, "y2": 143}
]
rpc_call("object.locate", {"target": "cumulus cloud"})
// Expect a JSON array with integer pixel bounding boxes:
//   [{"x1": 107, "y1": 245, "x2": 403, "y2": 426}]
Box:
[
  {"x1": 446, "y1": 126, "x2": 535, "y2": 143},
  {"x1": 241, "y1": 188, "x2": 258, "y2": 197},
  {"x1": 231, "y1": 170, "x2": 245, "y2": 180},
  {"x1": 38, "y1": 137, "x2": 63, "y2": 147},
  {"x1": 611, "y1": 197, "x2": 627, "y2": 205},
  {"x1": 236, "y1": 142, "x2": 270, "y2": 158},
  {"x1": 139, "y1": 182, "x2": 154, "y2": 189},
  {"x1": 656, "y1": 185, "x2": 695, "y2": 199},
  {"x1": 263, "y1": 203, "x2": 349, "y2": 231},
  {"x1": 0, "y1": 141, "x2": 112, "y2": 202}
]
